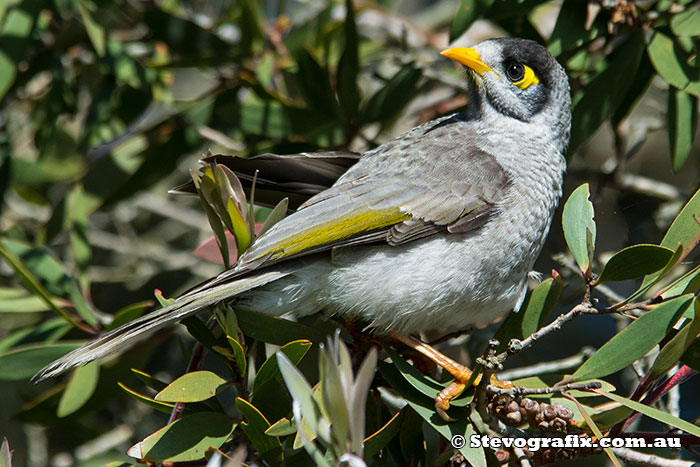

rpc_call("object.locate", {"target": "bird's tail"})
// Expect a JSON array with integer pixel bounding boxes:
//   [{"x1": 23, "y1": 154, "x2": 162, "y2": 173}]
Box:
[{"x1": 34, "y1": 267, "x2": 294, "y2": 381}]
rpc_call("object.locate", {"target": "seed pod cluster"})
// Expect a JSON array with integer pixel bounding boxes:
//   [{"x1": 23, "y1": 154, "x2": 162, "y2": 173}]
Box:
[
  {"x1": 487, "y1": 394, "x2": 575, "y2": 433},
  {"x1": 492, "y1": 434, "x2": 603, "y2": 465}
]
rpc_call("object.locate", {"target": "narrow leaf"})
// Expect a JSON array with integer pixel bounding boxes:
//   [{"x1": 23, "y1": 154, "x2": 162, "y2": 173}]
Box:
[
  {"x1": 564, "y1": 394, "x2": 622, "y2": 467},
  {"x1": 670, "y1": 6, "x2": 700, "y2": 36},
  {"x1": 236, "y1": 398, "x2": 283, "y2": 466},
  {"x1": 256, "y1": 198, "x2": 288, "y2": 238},
  {"x1": 237, "y1": 308, "x2": 326, "y2": 345},
  {"x1": 226, "y1": 336, "x2": 247, "y2": 378},
  {"x1": 0, "y1": 342, "x2": 82, "y2": 381},
  {"x1": 0, "y1": 438, "x2": 10, "y2": 467},
  {"x1": 363, "y1": 410, "x2": 403, "y2": 458},
  {"x1": 265, "y1": 417, "x2": 297, "y2": 437},
  {"x1": 569, "y1": 31, "x2": 645, "y2": 151},
  {"x1": 252, "y1": 339, "x2": 312, "y2": 394},
  {"x1": 596, "y1": 244, "x2": 675, "y2": 284},
  {"x1": 668, "y1": 87, "x2": 698, "y2": 171},
  {"x1": 647, "y1": 31, "x2": 700, "y2": 97},
  {"x1": 562, "y1": 184, "x2": 596, "y2": 274},
  {"x1": 130, "y1": 368, "x2": 168, "y2": 391},
  {"x1": 118, "y1": 382, "x2": 175, "y2": 414},
  {"x1": 598, "y1": 390, "x2": 700, "y2": 437},
  {"x1": 337, "y1": 0, "x2": 360, "y2": 122},
  {"x1": 450, "y1": 0, "x2": 494, "y2": 42},
  {"x1": 127, "y1": 412, "x2": 235, "y2": 462},
  {"x1": 362, "y1": 64, "x2": 422, "y2": 124},
  {"x1": 77, "y1": 0, "x2": 106, "y2": 56},
  {"x1": 57, "y1": 361, "x2": 99, "y2": 417},
  {"x1": 277, "y1": 352, "x2": 321, "y2": 435},
  {"x1": 573, "y1": 295, "x2": 694, "y2": 380},
  {"x1": 155, "y1": 371, "x2": 230, "y2": 403},
  {"x1": 642, "y1": 187, "x2": 700, "y2": 286},
  {"x1": 650, "y1": 298, "x2": 700, "y2": 379}
]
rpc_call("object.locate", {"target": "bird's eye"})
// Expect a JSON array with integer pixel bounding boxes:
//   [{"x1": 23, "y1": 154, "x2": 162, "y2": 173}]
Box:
[{"x1": 506, "y1": 63, "x2": 525, "y2": 81}]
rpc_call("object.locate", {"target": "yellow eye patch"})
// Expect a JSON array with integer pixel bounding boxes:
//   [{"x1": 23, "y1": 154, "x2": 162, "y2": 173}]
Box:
[{"x1": 512, "y1": 64, "x2": 540, "y2": 90}]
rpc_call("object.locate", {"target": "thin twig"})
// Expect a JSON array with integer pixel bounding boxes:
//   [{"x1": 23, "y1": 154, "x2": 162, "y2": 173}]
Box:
[
  {"x1": 512, "y1": 446, "x2": 532, "y2": 467},
  {"x1": 167, "y1": 341, "x2": 206, "y2": 425},
  {"x1": 611, "y1": 447, "x2": 696, "y2": 467},
  {"x1": 486, "y1": 381, "x2": 602, "y2": 397}
]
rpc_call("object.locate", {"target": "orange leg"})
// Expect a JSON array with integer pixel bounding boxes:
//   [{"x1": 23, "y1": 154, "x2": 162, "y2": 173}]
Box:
[{"x1": 392, "y1": 333, "x2": 512, "y2": 417}]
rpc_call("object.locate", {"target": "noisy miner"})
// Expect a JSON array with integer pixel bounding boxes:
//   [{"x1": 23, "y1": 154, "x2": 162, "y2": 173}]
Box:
[{"x1": 37, "y1": 37, "x2": 571, "y2": 414}]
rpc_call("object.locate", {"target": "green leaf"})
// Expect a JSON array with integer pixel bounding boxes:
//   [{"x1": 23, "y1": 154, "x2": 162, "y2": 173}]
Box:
[
  {"x1": 562, "y1": 183, "x2": 596, "y2": 274},
  {"x1": 253, "y1": 339, "x2": 312, "y2": 395},
  {"x1": 193, "y1": 170, "x2": 229, "y2": 267},
  {"x1": 681, "y1": 337, "x2": 700, "y2": 372},
  {"x1": 57, "y1": 361, "x2": 99, "y2": 417},
  {"x1": 649, "y1": 298, "x2": 700, "y2": 379},
  {"x1": 383, "y1": 347, "x2": 468, "y2": 404},
  {"x1": 236, "y1": 398, "x2": 283, "y2": 466},
  {"x1": 66, "y1": 184, "x2": 90, "y2": 285},
  {"x1": 257, "y1": 197, "x2": 288, "y2": 238},
  {"x1": 362, "y1": 64, "x2": 422, "y2": 124},
  {"x1": 569, "y1": 31, "x2": 645, "y2": 151},
  {"x1": 450, "y1": 0, "x2": 494, "y2": 42},
  {"x1": 237, "y1": 308, "x2": 327, "y2": 345},
  {"x1": 668, "y1": 87, "x2": 698, "y2": 171},
  {"x1": 405, "y1": 395, "x2": 483, "y2": 467},
  {"x1": 647, "y1": 31, "x2": 700, "y2": 97},
  {"x1": 77, "y1": 0, "x2": 105, "y2": 56},
  {"x1": 296, "y1": 48, "x2": 338, "y2": 118},
  {"x1": 226, "y1": 336, "x2": 247, "y2": 378},
  {"x1": 226, "y1": 198, "x2": 252, "y2": 255},
  {"x1": 118, "y1": 382, "x2": 175, "y2": 414},
  {"x1": 0, "y1": 287, "x2": 56, "y2": 312},
  {"x1": 573, "y1": 295, "x2": 694, "y2": 380},
  {"x1": 547, "y1": 0, "x2": 599, "y2": 57},
  {"x1": 612, "y1": 51, "x2": 655, "y2": 126},
  {"x1": 598, "y1": 390, "x2": 700, "y2": 437},
  {"x1": 337, "y1": 0, "x2": 360, "y2": 123},
  {"x1": 0, "y1": 240, "x2": 91, "y2": 329},
  {"x1": 181, "y1": 316, "x2": 219, "y2": 351},
  {"x1": 596, "y1": 244, "x2": 675, "y2": 284},
  {"x1": 0, "y1": 438, "x2": 10, "y2": 467},
  {"x1": 130, "y1": 368, "x2": 168, "y2": 392},
  {"x1": 155, "y1": 371, "x2": 230, "y2": 403},
  {"x1": 277, "y1": 352, "x2": 322, "y2": 437},
  {"x1": 0, "y1": 318, "x2": 71, "y2": 352},
  {"x1": 670, "y1": 5, "x2": 700, "y2": 37},
  {"x1": 0, "y1": 0, "x2": 40, "y2": 100},
  {"x1": 495, "y1": 276, "x2": 562, "y2": 348},
  {"x1": 0, "y1": 342, "x2": 82, "y2": 381},
  {"x1": 642, "y1": 187, "x2": 700, "y2": 286},
  {"x1": 351, "y1": 347, "x2": 377, "y2": 454},
  {"x1": 251, "y1": 379, "x2": 292, "y2": 431},
  {"x1": 364, "y1": 410, "x2": 403, "y2": 458},
  {"x1": 105, "y1": 301, "x2": 152, "y2": 331},
  {"x1": 265, "y1": 417, "x2": 297, "y2": 437},
  {"x1": 126, "y1": 412, "x2": 235, "y2": 462},
  {"x1": 565, "y1": 395, "x2": 622, "y2": 467}
]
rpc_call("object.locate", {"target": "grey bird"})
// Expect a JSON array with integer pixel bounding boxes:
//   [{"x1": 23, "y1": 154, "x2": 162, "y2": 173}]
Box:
[{"x1": 37, "y1": 37, "x2": 571, "y2": 411}]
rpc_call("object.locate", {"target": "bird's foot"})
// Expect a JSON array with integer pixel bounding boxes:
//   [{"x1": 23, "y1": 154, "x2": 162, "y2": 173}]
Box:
[{"x1": 391, "y1": 333, "x2": 512, "y2": 420}]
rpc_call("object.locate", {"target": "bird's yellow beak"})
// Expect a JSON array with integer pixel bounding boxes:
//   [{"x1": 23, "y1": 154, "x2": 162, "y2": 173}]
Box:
[{"x1": 440, "y1": 47, "x2": 494, "y2": 77}]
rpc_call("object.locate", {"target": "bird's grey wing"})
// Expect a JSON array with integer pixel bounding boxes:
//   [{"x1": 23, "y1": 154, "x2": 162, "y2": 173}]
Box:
[
  {"x1": 234, "y1": 125, "x2": 511, "y2": 273},
  {"x1": 171, "y1": 151, "x2": 361, "y2": 210}
]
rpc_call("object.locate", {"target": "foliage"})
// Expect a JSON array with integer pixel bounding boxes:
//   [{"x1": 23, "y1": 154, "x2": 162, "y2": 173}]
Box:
[{"x1": 1, "y1": 0, "x2": 699, "y2": 466}]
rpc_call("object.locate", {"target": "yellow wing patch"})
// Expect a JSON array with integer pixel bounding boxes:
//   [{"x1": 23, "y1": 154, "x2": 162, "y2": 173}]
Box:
[{"x1": 244, "y1": 208, "x2": 412, "y2": 264}]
